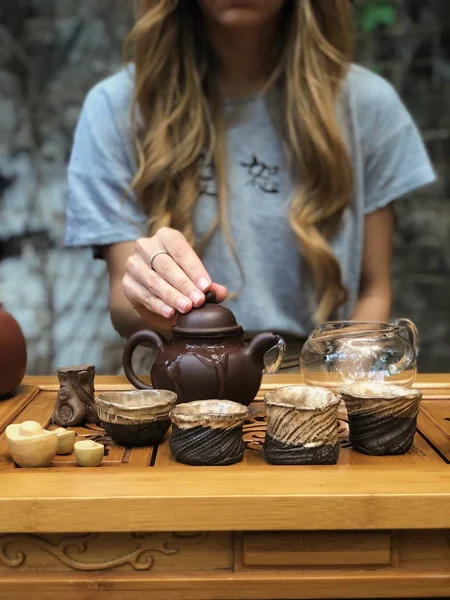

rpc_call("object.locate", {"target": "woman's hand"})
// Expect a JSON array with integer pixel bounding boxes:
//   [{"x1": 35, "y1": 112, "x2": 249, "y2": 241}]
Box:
[{"x1": 122, "y1": 227, "x2": 228, "y2": 320}]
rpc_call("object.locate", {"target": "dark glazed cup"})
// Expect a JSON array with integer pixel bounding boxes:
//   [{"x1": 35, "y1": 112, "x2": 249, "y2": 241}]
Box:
[
  {"x1": 169, "y1": 400, "x2": 248, "y2": 466},
  {"x1": 264, "y1": 385, "x2": 340, "y2": 465},
  {"x1": 340, "y1": 382, "x2": 422, "y2": 455},
  {"x1": 95, "y1": 390, "x2": 177, "y2": 447}
]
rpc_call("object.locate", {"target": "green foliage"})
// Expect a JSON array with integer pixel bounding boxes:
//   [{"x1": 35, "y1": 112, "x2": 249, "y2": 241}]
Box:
[{"x1": 357, "y1": 0, "x2": 398, "y2": 33}]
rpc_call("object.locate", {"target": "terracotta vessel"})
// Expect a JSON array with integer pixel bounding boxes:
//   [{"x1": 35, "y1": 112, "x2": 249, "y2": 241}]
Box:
[
  {"x1": 169, "y1": 399, "x2": 248, "y2": 466},
  {"x1": 340, "y1": 382, "x2": 422, "y2": 456},
  {"x1": 0, "y1": 304, "x2": 27, "y2": 397},
  {"x1": 264, "y1": 385, "x2": 340, "y2": 465},
  {"x1": 123, "y1": 292, "x2": 285, "y2": 406},
  {"x1": 6, "y1": 421, "x2": 58, "y2": 468},
  {"x1": 95, "y1": 390, "x2": 177, "y2": 447}
]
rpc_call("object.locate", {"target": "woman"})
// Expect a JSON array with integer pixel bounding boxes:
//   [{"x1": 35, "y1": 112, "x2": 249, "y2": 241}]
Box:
[{"x1": 66, "y1": 0, "x2": 435, "y2": 368}]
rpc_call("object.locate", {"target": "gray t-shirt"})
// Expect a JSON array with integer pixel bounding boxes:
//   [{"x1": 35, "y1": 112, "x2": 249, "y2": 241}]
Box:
[{"x1": 66, "y1": 65, "x2": 435, "y2": 337}]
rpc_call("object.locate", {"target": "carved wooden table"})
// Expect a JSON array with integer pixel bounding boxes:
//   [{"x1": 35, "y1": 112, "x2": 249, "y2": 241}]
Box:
[{"x1": 0, "y1": 374, "x2": 449, "y2": 600}]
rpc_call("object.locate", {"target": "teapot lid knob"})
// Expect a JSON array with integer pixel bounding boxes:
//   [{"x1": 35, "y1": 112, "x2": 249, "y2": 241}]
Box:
[{"x1": 204, "y1": 291, "x2": 217, "y2": 304}]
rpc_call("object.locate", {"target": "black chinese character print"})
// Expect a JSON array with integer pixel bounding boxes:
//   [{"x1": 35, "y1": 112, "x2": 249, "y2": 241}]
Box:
[
  {"x1": 199, "y1": 151, "x2": 217, "y2": 197},
  {"x1": 240, "y1": 155, "x2": 279, "y2": 194}
]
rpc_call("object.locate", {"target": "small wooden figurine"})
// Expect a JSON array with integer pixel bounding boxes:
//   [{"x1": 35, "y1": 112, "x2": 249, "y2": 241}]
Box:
[
  {"x1": 74, "y1": 440, "x2": 104, "y2": 467},
  {"x1": 52, "y1": 365, "x2": 98, "y2": 427},
  {"x1": 6, "y1": 421, "x2": 58, "y2": 468}
]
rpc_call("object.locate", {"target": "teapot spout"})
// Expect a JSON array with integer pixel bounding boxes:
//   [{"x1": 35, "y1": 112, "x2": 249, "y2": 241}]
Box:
[{"x1": 247, "y1": 332, "x2": 285, "y2": 371}]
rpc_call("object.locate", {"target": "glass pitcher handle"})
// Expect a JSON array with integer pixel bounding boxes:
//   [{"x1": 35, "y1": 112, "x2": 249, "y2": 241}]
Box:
[{"x1": 393, "y1": 318, "x2": 419, "y2": 357}]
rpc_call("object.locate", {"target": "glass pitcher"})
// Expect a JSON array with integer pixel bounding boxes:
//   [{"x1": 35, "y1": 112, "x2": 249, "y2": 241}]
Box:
[{"x1": 300, "y1": 319, "x2": 419, "y2": 391}]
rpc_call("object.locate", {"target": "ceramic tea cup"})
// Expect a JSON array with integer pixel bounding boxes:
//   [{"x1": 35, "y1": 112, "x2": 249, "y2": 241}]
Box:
[
  {"x1": 340, "y1": 382, "x2": 422, "y2": 456},
  {"x1": 263, "y1": 385, "x2": 340, "y2": 465},
  {"x1": 95, "y1": 390, "x2": 177, "y2": 447},
  {"x1": 169, "y1": 400, "x2": 248, "y2": 466}
]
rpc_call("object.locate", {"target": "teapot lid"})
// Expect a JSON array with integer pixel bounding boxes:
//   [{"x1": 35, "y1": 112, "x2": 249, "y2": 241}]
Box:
[{"x1": 172, "y1": 292, "x2": 242, "y2": 337}]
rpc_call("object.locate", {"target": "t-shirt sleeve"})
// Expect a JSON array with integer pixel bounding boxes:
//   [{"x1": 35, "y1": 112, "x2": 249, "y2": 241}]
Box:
[
  {"x1": 360, "y1": 74, "x2": 436, "y2": 215},
  {"x1": 65, "y1": 81, "x2": 147, "y2": 250}
]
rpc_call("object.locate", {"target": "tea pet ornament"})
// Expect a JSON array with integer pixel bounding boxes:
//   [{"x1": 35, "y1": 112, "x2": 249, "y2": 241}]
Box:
[
  {"x1": 6, "y1": 421, "x2": 58, "y2": 468},
  {"x1": 52, "y1": 365, "x2": 98, "y2": 427},
  {"x1": 74, "y1": 440, "x2": 104, "y2": 467}
]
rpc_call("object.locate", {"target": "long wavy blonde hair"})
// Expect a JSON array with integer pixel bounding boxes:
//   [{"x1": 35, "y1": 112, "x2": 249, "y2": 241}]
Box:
[{"x1": 125, "y1": 0, "x2": 354, "y2": 323}]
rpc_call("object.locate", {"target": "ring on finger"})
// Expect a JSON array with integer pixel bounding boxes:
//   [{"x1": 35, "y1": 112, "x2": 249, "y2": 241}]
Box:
[{"x1": 149, "y1": 250, "x2": 170, "y2": 270}]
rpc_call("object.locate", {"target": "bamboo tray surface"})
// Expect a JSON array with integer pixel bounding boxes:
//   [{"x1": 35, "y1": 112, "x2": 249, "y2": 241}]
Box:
[{"x1": 0, "y1": 374, "x2": 448, "y2": 534}]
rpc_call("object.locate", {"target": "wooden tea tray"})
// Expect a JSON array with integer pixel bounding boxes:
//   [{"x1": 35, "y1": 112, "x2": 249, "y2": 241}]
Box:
[{"x1": 0, "y1": 374, "x2": 449, "y2": 600}]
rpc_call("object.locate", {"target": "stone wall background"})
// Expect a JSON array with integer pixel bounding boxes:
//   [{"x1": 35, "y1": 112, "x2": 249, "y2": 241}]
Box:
[{"x1": 0, "y1": 0, "x2": 449, "y2": 374}]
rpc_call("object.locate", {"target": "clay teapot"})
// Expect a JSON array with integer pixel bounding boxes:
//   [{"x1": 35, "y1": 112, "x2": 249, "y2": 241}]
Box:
[
  {"x1": 0, "y1": 304, "x2": 27, "y2": 397},
  {"x1": 123, "y1": 292, "x2": 285, "y2": 406}
]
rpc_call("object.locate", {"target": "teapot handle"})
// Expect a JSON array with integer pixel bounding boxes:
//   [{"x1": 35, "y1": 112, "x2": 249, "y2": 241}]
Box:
[
  {"x1": 393, "y1": 318, "x2": 419, "y2": 357},
  {"x1": 123, "y1": 330, "x2": 166, "y2": 390}
]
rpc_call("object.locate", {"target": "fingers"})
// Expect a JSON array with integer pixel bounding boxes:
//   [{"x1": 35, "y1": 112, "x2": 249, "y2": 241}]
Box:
[
  {"x1": 210, "y1": 283, "x2": 228, "y2": 303},
  {"x1": 148, "y1": 252, "x2": 205, "y2": 308},
  {"x1": 126, "y1": 254, "x2": 194, "y2": 315},
  {"x1": 155, "y1": 227, "x2": 212, "y2": 291},
  {"x1": 125, "y1": 229, "x2": 228, "y2": 319},
  {"x1": 122, "y1": 274, "x2": 176, "y2": 319}
]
